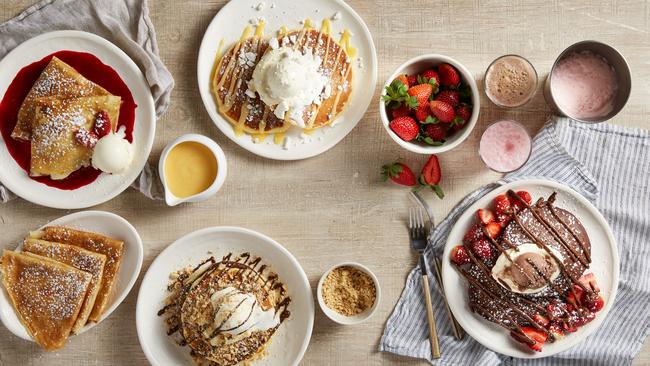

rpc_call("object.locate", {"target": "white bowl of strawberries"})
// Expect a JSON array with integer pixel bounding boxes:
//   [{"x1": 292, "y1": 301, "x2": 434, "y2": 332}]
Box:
[{"x1": 380, "y1": 54, "x2": 480, "y2": 154}]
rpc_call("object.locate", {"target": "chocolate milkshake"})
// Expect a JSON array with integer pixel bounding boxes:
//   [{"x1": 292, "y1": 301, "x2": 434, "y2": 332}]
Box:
[{"x1": 485, "y1": 55, "x2": 538, "y2": 108}]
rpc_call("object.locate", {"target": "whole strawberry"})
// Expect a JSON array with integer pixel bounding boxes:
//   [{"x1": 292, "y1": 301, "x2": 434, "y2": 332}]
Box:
[
  {"x1": 93, "y1": 110, "x2": 112, "y2": 138},
  {"x1": 435, "y1": 90, "x2": 460, "y2": 107},
  {"x1": 391, "y1": 104, "x2": 411, "y2": 119},
  {"x1": 414, "y1": 104, "x2": 431, "y2": 121},
  {"x1": 438, "y1": 63, "x2": 461, "y2": 87},
  {"x1": 421, "y1": 69, "x2": 440, "y2": 86},
  {"x1": 429, "y1": 100, "x2": 455, "y2": 123},
  {"x1": 420, "y1": 155, "x2": 444, "y2": 199},
  {"x1": 424, "y1": 124, "x2": 447, "y2": 142},
  {"x1": 407, "y1": 84, "x2": 433, "y2": 107},
  {"x1": 395, "y1": 74, "x2": 409, "y2": 88},
  {"x1": 455, "y1": 104, "x2": 472, "y2": 122},
  {"x1": 381, "y1": 162, "x2": 417, "y2": 186},
  {"x1": 407, "y1": 74, "x2": 417, "y2": 87},
  {"x1": 389, "y1": 116, "x2": 419, "y2": 141}
]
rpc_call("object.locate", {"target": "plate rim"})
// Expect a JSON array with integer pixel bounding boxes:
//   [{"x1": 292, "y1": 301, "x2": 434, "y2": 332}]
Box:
[
  {"x1": 196, "y1": 0, "x2": 378, "y2": 160},
  {"x1": 0, "y1": 210, "x2": 144, "y2": 341},
  {"x1": 441, "y1": 178, "x2": 620, "y2": 358},
  {"x1": 135, "y1": 225, "x2": 315, "y2": 366},
  {"x1": 0, "y1": 30, "x2": 156, "y2": 209}
]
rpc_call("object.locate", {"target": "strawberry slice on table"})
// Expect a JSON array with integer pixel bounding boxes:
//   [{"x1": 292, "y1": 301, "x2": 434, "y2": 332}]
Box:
[
  {"x1": 438, "y1": 63, "x2": 461, "y2": 87},
  {"x1": 477, "y1": 208, "x2": 495, "y2": 225},
  {"x1": 391, "y1": 104, "x2": 411, "y2": 119},
  {"x1": 512, "y1": 326, "x2": 548, "y2": 352},
  {"x1": 381, "y1": 162, "x2": 417, "y2": 187},
  {"x1": 429, "y1": 100, "x2": 455, "y2": 123},
  {"x1": 464, "y1": 223, "x2": 484, "y2": 244},
  {"x1": 407, "y1": 83, "x2": 433, "y2": 107},
  {"x1": 450, "y1": 245, "x2": 470, "y2": 265},
  {"x1": 389, "y1": 116, "x2": 419, "y2": 141},
  {"x1": 420, "y1": 155, "x2": 444, "y2": 199},
  {"x1": 435, "y1": 90, "x2": 460, "y2": 107},
  {"x1": 424, "y1": 123, "x2": 447, "y2": 142},
  {"x1": 471, "y1": 238, "x2": 492, "y2": 260}
]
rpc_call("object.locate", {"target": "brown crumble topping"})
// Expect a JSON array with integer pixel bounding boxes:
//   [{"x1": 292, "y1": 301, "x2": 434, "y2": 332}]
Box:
[{"x1": 321, "y1": 266, "x2": 376, "y2": 316}]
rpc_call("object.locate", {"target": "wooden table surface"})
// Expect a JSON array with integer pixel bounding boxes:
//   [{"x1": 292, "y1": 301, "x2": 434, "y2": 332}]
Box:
[{"x1": 1, "y1": 0, "x2": 649, "y2": 365}]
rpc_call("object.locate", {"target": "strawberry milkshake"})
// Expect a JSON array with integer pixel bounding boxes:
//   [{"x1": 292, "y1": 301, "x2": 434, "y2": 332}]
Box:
[
  {"x1": 479, "y1": 120, "x2": 531, "y2": 173},
  {"x1": 550, "y1": 51, "x2": 618, "y2": 119}
]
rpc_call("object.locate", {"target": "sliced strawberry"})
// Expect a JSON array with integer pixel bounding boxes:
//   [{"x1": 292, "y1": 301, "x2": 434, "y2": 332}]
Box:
[
  {"x1": 561, "y1": 319, "x2": 578, "y2": 333},
  {"x1": 435, "y1": 90, "x2": 460, "y2": 107},
  {"x1": 389, "y1": 116, "x2": 419, "y2": 141},
  {"x1": 415, "y1": 103, "x2": 432, "y2": 121},
  {"x1": 477, "y1": 208, "x2": 495, "y2": 225},
  {"x1": 438, "y1": 63, "x2": 461, "y2": 87},
  {"x1": 585, "y1": 295, "x2": 605, "y2": 312},
  {"x1": 567, "y1": 285, "x2": 585, "y2": 307},
  {"x1": 407, "y1": 74, "x2": 417, "y2": 87},
  {"x1": 93, "y1": 110, "x2": 112, "y2": 138},
  {"x1": 381, "y1": 162, "x2": 417, "y2": 186},
  {"x1": 533, "y1": 314, "x2": 550, "y2": 327},
  {"x1": 74, "y1": 128, "x2": 98, "y2": 149},
  {"x1": 471, "y1": 238, "x2": 492, "y2": 260},
  {"x1": 429, "y1": 100, "x2": 455, "y2": 123},
  {"x1": 512, "y1": 190, "x2": 533, "y2": 211},
  {"x1": 395, "y1": 74, "x2": 409, "y2": 88},
  {"x1": 512, "y1": 326, "x2": 548, "y2": 352},
  {"x1": 455, "y1": 104, "x2": 472, "y2": 122},
  {"x1": 484, "y1": 222, "x2": 502, "y2": 238},
  {"x1": 547, "y1": 301, "x2": 568, "y2": 319},
  {"x1": 421, "y1": 155, "x2": 442, "y2": 185},
  {"x1": 421, "y1": 69, "x2": 440, "y2": 86},
  {"x1": 494, "y1": 194, "x2": 512, "y2": 216},
  {"x1": 407, "y1": 83, "x2": 433, "y2": 107},
  {"x1": 516, "y1": 190, "x2": 533, "y2": 204},
  {"x1": 578, "y1": 273, "x2": 601, "y2": 292},
  {"x1": 463, "y1": 223, "x2": 484, "y2": 244},
  {"x1": 391, "y1": 104, "x2": 411, "y2": 119},
  {"x1": 424, "y1": 124, "x2": 447, "y2": 142},
  {"x1": 450, "y1": 245, "x2": 470, "y2": 265},
  {"x1": 548, "y1": 323, "x2": 565, "y2": 341}
]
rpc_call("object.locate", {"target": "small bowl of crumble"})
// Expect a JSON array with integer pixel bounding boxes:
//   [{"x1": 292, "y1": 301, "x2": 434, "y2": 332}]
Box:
[{"x1": 316, "y1": 262, "x2": 380, "y2": 325}]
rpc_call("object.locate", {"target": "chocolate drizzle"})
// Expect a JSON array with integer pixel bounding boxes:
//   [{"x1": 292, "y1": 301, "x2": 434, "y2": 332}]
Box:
[
  {"x1": 456, "y1": 192, "x2": 598, "y2": 349},
  {"x1": 158, "y1": 252, "x2": 291, "y2": 365}
]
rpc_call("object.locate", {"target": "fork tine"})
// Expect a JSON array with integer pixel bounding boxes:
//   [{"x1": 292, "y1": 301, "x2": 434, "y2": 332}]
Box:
[{"x1": 409, "y1": 207, "x2": 413, "y2": 229}]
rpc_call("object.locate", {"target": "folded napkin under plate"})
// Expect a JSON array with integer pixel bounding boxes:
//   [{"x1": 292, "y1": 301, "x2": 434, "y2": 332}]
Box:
[{"x1": 380, "y1": 118, "x2": 650, "y2": 365}]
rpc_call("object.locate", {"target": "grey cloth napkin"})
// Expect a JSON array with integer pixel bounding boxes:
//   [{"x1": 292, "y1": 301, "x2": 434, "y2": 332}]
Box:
[
  {"x1": 0, "y1": 0, "x2": 173, "y2": 203},
  {"x1": 380, "y1": 118, "x2": 650, "y2": 365}
]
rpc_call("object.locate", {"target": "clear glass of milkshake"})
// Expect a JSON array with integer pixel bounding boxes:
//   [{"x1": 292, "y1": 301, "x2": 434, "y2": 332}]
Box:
[{"x1": 484, "y1": 55, "x2": 538, "y2": 108}]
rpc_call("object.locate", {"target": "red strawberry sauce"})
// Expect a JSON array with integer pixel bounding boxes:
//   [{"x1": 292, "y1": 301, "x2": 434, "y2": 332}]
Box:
[{"x1": 0, "y1": 50, "x2": 137, "y2": 190}]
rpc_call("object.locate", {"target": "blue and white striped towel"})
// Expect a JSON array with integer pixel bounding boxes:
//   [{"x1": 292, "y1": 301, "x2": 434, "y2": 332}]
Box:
[{"x1": 380, "y1": 118, "x2": 650, "y2": 365}]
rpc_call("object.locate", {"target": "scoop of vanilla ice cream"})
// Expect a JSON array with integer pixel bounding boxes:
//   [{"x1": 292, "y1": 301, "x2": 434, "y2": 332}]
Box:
[
  {"x1": 92, "y1": 126, "x2": 134, "y2": 174},
  {"x1": 251, "y1": 46, "x2": 326, "y2": 126},
  {"x1": 209, "y1": 287, "x2": 279, "y2": 339}
]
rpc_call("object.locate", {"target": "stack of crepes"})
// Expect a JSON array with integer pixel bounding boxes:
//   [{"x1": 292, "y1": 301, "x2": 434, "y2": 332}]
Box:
[
  {"x1": 12, "y1": 57, "x2": 121, "y2": 179},
  {"x1": 0, "y1": 226, "x2": 124, "y2": 350}
]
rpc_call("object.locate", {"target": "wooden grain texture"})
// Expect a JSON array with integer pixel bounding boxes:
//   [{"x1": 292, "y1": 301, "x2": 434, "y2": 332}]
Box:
[{"x1": 1, "y1": 0, "x2": 649, "y2": 365}]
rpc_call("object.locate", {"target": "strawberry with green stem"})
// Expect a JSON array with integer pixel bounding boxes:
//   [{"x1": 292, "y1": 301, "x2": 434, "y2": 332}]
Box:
[
  {"x1": 420, "y1": 155, "x2": 444, "y2": 199},
  {"x1": 381, "y1": 162, "x2": 418, "y2": 187}
]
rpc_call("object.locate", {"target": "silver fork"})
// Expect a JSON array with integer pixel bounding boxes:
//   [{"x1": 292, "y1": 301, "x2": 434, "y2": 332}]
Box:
[{"x1": 409, "y1": 207, "x2": 441, "y2": 359}]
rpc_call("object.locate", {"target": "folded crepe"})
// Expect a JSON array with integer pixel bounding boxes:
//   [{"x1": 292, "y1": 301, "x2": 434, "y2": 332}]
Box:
[
  {"x1": 12, "y1": 56, "x2": 110, "y2": 141},
  {"x1": 29, "y1": 95, "x2": 121, "y2": 179},
  {"x1": 30, "y1": 227, "x2": 125, "y2": 322},
  {"x1": 22, "y1": 239, "x2": 107, "y2": 334},
  {"x1": 0, "y1": 250, "x2": 92, "y2": 351}
]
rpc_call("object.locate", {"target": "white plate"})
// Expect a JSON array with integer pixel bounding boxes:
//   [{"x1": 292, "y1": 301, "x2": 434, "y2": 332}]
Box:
[
  {"x1": 441, "y1": 179, "x2": 620, "y2": 358},
  {"x1": 136, "y1": 226, "x2": 314, "y2": 366},
  {"x1": 0, "y1": 211, "x2": 144, "y2": 342},
  {"x1": 197, "y1": 0, "x2": 377, "y2": 160},
  {"x1": 0, "y1": 30, "x2": 156, "y2": 209}
]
